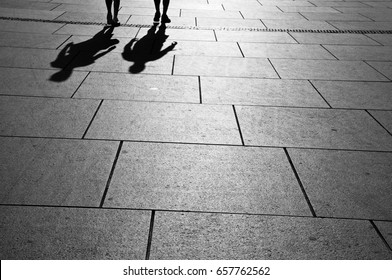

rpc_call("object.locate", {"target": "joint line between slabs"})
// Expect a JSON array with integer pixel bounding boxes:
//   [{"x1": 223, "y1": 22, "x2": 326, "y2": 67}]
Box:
[
  {"x1": 171, "y1": 55, "x2": 176, "y2": 75},
  {"x1": 365, "y1": 110, "x2": 392, "y2": 137},
  {"x1": 370, "y1": 220, "x2": 392, "y2": 251},
  {"x1": 99, "y1": 141, "x2": 123, "y2": 208},
  {"x1": 145, "y1": 210, "x2": 156, "y2": 260},
  {"x1": 82, "y1": 99, "x2": 103, "y2": 139},
  {"x1": 71, "y1": 71, "x2": 90, "y2": 99},
  {"x1": 308, "y1": 80, "x2": 332, "y2": 109},
  {"x1": 284, "y1": 148, "x2": 317, "y2": 217},
  {"x1": 232, "y1": 105, "x2": 245, "y2": 146},
  {"x1": 237, "y1": 42, "x2": 245, "y2": 58},
  {"x1": 267, "y1": 58, "x2": 281, "y2": 79},
  {"x1": 198, "y1": 76, "x2": 202, "y2": 104}
]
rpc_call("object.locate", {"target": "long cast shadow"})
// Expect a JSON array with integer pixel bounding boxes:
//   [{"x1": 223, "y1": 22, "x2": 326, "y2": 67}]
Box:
[
  {"x1": 50, "y1": 26, "x2": 119, "y2": 82},
  {"x1": 122, "y1": 24, "x2": 177, "y2": 74}
]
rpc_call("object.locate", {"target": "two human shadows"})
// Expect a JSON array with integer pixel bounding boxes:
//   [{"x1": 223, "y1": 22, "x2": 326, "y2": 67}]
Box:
[{"x1": 50, "y1": 24, "x2": 176, "y2": 81}]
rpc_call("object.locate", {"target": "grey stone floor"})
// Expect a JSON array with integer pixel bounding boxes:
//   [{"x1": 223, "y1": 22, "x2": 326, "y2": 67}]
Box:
[{"x1": 0, "y1": 0, "x2": 392, "y2": 260}]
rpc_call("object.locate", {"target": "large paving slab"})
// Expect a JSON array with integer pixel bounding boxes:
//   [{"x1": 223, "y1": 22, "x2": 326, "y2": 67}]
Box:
[
  {"x1": 0, "y1": 19, "x2": 64, "y2": 34},
  {"x1": 215, "y1": 31, "x2": 297, "y2": 43},
  {"x1": 323, "y1": 45, "x2": 392, "y2": 61},
  {"x1": 368, "y1": 110, "x2": 392, "y2": 134},
  {"x1": 55, "y1": 24, "x2": 139, "y2": 37},
  {"x1": 0, "y1": 7, "x2": 64, "y2": 20},
  {"x1": 0, "y1": 67, "x2": 88, "y2": 97},
  {"x1": 74, "y1": 72, "x2": 199, "y2": 103},
  {"x1": 262, "y1": 19, "x2": 336, "y2": 30},
  {"x1": 0, "y1": 47, "x2": 75, "y2": 70},
  {"x1": 367, "y1": 34, "x2": 392, "y2": 46},
  {"x1": 270, "y1": 59, "x2": 389, "y2": 81},
  {"x1": 239, "y1": 43, "x2": 336, "y2": 59},
  {"x1": 104, "y1": 142, "x2": 311, "y2": 215},
  {"x1": 86, "y1": 101, "x2": 241, "y2": 144},
  {"x1": 329, "y1": 21, "x2": 392, "y2": 31},
  {"x1": 0, "y1": 206, "x2": 150, "y2": 259},
  {"x1": 0, "y1": 96, "x2": 99, "y2": 138},
  {"x1": 288, "y1": 149, "x2": 392, "y2": 220},
  {"x1": 56, "y1": 11, "x2": 130, "y2": 24},
  {"x1": 374, "y1": 221, "x2": 392, "y2": 249},
  {"x1": 174, "y1": 56, "x2": 279, "y2": 78},
  {"x1": 181, "y1": 9, "x2": 242, "y2": 19},
  {"x1": 201, "y1": 77, "x2": 328, "y2": 107},
  {"x1": 0, "y1": 1, "x2": 59, "y2": 10},
  {"x1": 161, "y1": 40, "x2": 242, "y2": 57},
  {"x1": 300, "y1": 12, "x2": 371, "y2": 21},
  {"x1": 367, "y1": 61, "x2": 392, "y2": 80},
  {"x1": 278, "y1": 6, "x2": 341, "y2": 13},
  {"x1": 241, "y1": 11, "x2": 306, "y2": 20},
  {"x1": 290, "y1": 33, "x2": 380, "y2": 45},
  {"x1": 0, "y1": 32, "x2": 70, "y2": 49},
  {"x1": 53, "y1": 3, "x2": 110, "y2": 13},
  {"x1": 127, "y1": 15, "x2": 195, "y2": 26},
  {"x1": 196, "y1": 18, "x2": 266, "y2": 28},
  {"x1": 311, "y1": 81, "x2": 392, "y2": 110},
  {"x1": 119, "y1": 7, "x2": 180, "y2": 17},
  {"x1": 150, "y1": 212, "x2": 392, "y2": 259},
  {"x1": 236, "y1": 106, "x2": 392, "y2": 150},
  {"x1": 139, "y1": 27, "x2": 215, "y2": 41},
  {"x1": 0, "y1": 137, "x2": 118, "y2": 207}
]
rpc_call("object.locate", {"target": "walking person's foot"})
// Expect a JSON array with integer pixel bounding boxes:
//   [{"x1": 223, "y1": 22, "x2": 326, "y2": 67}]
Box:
[
  {"x1": 112, "y1": 17, "x2": 120, "y2": 26},
  {"x1": 153, "y1": 12, "x2": 160, "y2": 23},
  {"x1": 161, "y1": 14, "x2": 171, "y2": 23}
]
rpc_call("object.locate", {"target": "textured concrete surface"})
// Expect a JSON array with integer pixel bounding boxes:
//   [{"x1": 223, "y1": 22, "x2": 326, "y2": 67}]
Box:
[{"x1": 0, "y1": 0, "x2": 391, "y2": 260}]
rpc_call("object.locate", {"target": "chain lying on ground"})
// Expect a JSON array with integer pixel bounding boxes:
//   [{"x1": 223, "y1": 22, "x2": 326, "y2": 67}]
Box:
[{"x1": 1, "y1": 16, "x2": 392, "y2": 34}]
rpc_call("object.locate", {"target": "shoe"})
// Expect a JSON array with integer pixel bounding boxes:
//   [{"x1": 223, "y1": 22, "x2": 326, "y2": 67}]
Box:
[
  {"x1": 161, "y1": 14, "x2": 171, "y2": 23},
  {"x1": 112, "y1": 17, "x2": 120, "y2": 26},
  {"x1": 153, "y1": 12, "x2": 160, "y2": 23}
]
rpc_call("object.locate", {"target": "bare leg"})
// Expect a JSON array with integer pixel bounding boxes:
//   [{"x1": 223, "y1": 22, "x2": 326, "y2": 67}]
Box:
[
  {"x1": 105, "y1": 0, "x2": 113, "y2": 23},
  {"x1": 162, "y1": 0, "x2": 170, "y2": 23},
  {"x1": 113, "y1": 0, "x2": 120, "y2": 21},
  {"x1": 153, "y1": 0, "x2": 161, "y2": 22}
]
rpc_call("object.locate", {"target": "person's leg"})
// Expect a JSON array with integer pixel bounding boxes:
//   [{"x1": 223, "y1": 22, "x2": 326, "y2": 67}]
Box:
[
  {"x1": 105, "y1": 0, "x2": 113, "y2": 23},
  {"x1": 113, "y1": 0, "x2": 120, "y2": 21},
  {"x1": 153, "y1": 0, "x2": 161, "y2": 22},
  {"x1": 162, "y1": 0, "x2": 170, "y2": 23}
]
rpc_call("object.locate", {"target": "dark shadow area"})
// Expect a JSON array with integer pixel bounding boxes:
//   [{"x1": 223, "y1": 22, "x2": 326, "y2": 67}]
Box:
[
  {"x1": 122, "y1": 23, "x2": 177, "y2": 74},
  {"x1": 50, "y1": 26, "x2": 119, "y2": 82}
]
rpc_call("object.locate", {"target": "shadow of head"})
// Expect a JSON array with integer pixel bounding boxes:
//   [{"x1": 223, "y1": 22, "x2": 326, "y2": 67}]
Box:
[{"x1": 49, "y1": 26, "x2": 119, "y2": 82}]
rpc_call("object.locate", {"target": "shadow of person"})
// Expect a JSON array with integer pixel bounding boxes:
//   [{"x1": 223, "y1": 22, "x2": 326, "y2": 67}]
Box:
[
  {"x1": 50, "y1": 26, "x2": 119, "y2": 82},
  {"x1": 122, "y1": 23, "x2": 177, "y2": 74}
]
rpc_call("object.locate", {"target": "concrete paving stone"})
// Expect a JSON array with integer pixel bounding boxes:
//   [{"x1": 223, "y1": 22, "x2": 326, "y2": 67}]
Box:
[
  {"x1": 139, "y1": 27, "x2": 215, "y2": 41},
  {"x1": 0, "y1": 47, "x2": 74, "y2": 70},
  {"x1": 160, "y1": 40, "x2": 242, "y2": 57},
  {"x1": 196, "y1": 18, "x2": 266, "y2": 28},
  {"x1": 367, "y1": 34, "x2": 392, "y2": 45},
  {"x1": 367, "y1": 61, "x2": 392, "y2": 80},
  {"x1": 201, "y1": 77, "x2": 329, "y2": 107},
  {"x1": 236, "y1": 106, "x2": 392, "y2": 150},
  {"x1": 0, "y1": 206, "x2": 150, "y2": 259},
  {"x1": 0, "y1": 32, "x2": 69, "y2": 49},
  {"x1": 309, "y1": 1, "x2": 370, "y2": 7},
  {"x1": 288, "y1": 149, "x2": 392, "y2": 220},
  {"x1": 127, "y1": 15, "x2": 195, "y2": 26},
  {"x1": 0, "y1": 19, "x2": 64, "y2": 34},
  {"x1": 53, "y1": 3, "x2": 113, "y2": 13},
  {"x1": 312, "y1": 81, "x2": 392, "y2": 110},
  {"x1": 361, "y1": 12, "x2": 392, "y2": 21},
  {"x1": 181, "y1": 9, "x2": 242, "y2": 19},
  {"x1": 329, "y1": 21, "x2": 392, "y2": 31},
  {"x1": 279, "y1": 7, "x2": 341, "y2": 13},
  {"x1": 238, "y1": 6, "x2": 284, "y2": 13},
  {"x1": 334, "y1": 7, "x2": 392, "y2": 14},
  {"x1": 86, "y1": 101, "x2": 241, "y2": 144},
  {"x1": 173, "y1": 56, "x2": 279, "y2": 78},
  {"x1": 0, "y1": 96, "x2": 99, "y2": 138},
  {"x1": 74, "y1": 72, "x2": 199, "y2": 103},
  {"x1": 0, "y1": 67, "x2": 88, "y2": 98},
  {"x1": 150, "y1": 212, "x2": 392, "y2": 259},
  {"x1": 239, "y1": 43, "x2": 336, "y2": 59},
  {"x1": 0, "y1": 137, "x2": 118, "y2": 207},
  {"x1": 241, "y1": 11, "x2": 307, "y2": 20},
  {"x1": 221, "y1": 2, "x2": 265, "y2": 11},
  {"x1": 61, "y1": 35, "x2": 130, "y2": 53},
  {"x1": 50, "y1": 0, "x2": 108, "y2": 6},
  {"x1": 262, "y1": 20, "x2": 336, "y2": 30},
  {"x1": 363, "y1": 2, "x2": 392, "y2": 8},
  {"x1": 290, "y1": 33, "x2": 380, "y2": 45},
  {"x1": 0, "y1": 1, "x2": 58, "y2": 10},
  {"x1": 374, "y1": 221, "x2": 392, "y2": 249},
  {"x1": 368, "y1": 110, "x2": 392, "y2": 134},
  {"x1": 55, "y1": 24, "x2": 139, "y2": 37},
  {"x1": 0, "y1": 7, "x2": 64, "y2": 20},
  {"x1": 324, "y1": 45, "x2": 392, "y2": 61},
  {"x1": 215, "y1": 31, "x2": 297, "y2": 43},
  {"x1": 119, "y1": 7, "x2": 179, "y2": 17},
  {"x1": 260, "y1": 0, "x2": 315, "y2": 6},
  {"x1": 105, "y1": 142, "x2": 311, "y2": 215},
  {"x1": 56, "y1": 11, "x2": 130, "y2": 24},
  {"x1": 300, "y1": 12, "x2": 371, "y2": 21},
  {"x1": 270, "y1": 59, "x2": 389, "y2": 81}
]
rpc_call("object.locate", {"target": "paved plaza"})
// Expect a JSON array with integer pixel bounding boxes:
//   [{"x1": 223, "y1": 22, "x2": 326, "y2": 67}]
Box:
[{"x1": 0, "y1": 0, "x2": 392, "y2": 259}]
